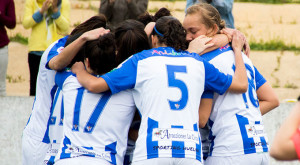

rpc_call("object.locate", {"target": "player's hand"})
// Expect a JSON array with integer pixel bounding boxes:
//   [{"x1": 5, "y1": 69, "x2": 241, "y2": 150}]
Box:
[
  {"x1": 51, "y1": 0, "x2": 59, "y2": 13},
  {"x1": 187, "y1": 35, "x2": 214, "y2": 54},
  {"x1": 231, "y1": 30, "x2": 245, "y2": 52},
  {"x1": 81, "y1": 28, "x2": 110, "y2": 42},
  {"x1": 221, "y1": 28, "x2": 250, "y2": 57},
  {"x1": 72, "y1": 62, "x2": 85, "y2": 74},
  {"x1": 109, "y1": 0, "x2": 115, "y2": 4},
  {"x1": 40, "y1": 0, "x2": 52, "y2": 14}
]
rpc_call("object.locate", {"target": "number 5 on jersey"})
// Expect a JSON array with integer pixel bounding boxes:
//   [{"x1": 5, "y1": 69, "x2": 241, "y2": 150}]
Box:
[{"x1": 166, "y1": 65, "x2": 188, "y2": 111}]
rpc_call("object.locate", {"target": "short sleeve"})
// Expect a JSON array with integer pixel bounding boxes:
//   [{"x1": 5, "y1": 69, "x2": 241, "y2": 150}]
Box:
[
  {"x1": 203, "y1": 60, "x2": 232, "y2": 95},
  {"x1": 202, "y1": 90, "x2": 214, "y2": 99},
  {"x1": 101, "y1": 56, "x2": 138, "y2": 94},
  {"x1": 55, "y1": 70, "x2": 73, "y2": 89},
  {"x1": 292, "y1": 129, "x2": 300, "y2": 160},
  {"x1": 254, "y1": 66, "x2": 266, "y2": 90},
  {"x1": 46, "y1": 36, "x2": 69, "y2": 69}
]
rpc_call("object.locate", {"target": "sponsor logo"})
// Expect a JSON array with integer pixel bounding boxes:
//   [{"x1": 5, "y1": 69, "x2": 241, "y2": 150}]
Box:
[{"x1": 152, "y1": 128, "x2": 199, "y2": 144}]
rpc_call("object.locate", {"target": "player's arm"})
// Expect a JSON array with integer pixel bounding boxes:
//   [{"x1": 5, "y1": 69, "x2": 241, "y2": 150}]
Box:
[
  {"x1": 48, "y1": 28, "x2": 110, "y2": 71},
  {"x1": 72, "y1": 62, "x2": 109, "y2": 93},
  {"x1": 256, "y1": 82, "x2": 279, "y2": 115},
  {"x1": 198, "y1": 98, "x2": 213, "y2": 128},
  {"x1": 227, "y1": 31, "x2": 248, "y2": 93},
  {"x1": 270, "y1": 101, "x2": 300, "y2": 160},
  {"x1": 199, "y1": 34, "x2": 229, "y2": 55}
]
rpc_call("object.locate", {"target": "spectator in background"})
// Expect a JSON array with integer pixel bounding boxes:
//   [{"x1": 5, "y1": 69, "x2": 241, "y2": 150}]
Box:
[
  {"x1": 185, "y1": 0, "x2": 235, "y2": 28},
  {"x1": 0, "y1": 0, "x2": 16, "y2": 96},
  {"x1": 270, "y1": 96, "x2": 300, "y2": 161},
  {"x1": 99, "y1": 0, "x2": 148, "y2": 30},
  {"x1": 22, "y1": 0, "x2": 70, "y2": 96}
]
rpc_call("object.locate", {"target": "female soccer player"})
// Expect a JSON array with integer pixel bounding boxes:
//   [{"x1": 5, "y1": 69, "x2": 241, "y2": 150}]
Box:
[
  {"x1": 54, "y1": 32, "x2": 136, "y2": 165},
  {"x1": 22, "y1": 15, "x2": 108, "y2": 165},
  {"x1": 70, "y1": 16, "x2": 248, "y2": 164},
  {"x1": 183, "y1": 4, "x2": 279, "y2": 165}
]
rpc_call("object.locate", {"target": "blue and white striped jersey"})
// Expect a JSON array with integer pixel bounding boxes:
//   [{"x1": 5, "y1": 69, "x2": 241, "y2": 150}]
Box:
[
  {"x1": 55, "y1": 71, "x2": 136, "y2": 165},
  {"x1": 102, "y1": 47, "x2": 233, "y2": 163},
  {"x1": 23, "y1": 36, "x2": 68, "y2": 164},
  {"x1": 201, "y1": 45, "x2": 268, "y2": 157}
]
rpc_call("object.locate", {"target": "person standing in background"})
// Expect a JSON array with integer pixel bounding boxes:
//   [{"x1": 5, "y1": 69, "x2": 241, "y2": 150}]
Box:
[
  {"x1": 185, "y1": 0, "x2": 235, "y2": 28},
  {"x1": 22, "y1": 0, "x2": 70, "y2": 96},
  {"x1": 99, "y1": 0, "x2": 148, "y2": 30},
  {"x1": 0, "y1": 0, "x2": 16, "y2": 96}
]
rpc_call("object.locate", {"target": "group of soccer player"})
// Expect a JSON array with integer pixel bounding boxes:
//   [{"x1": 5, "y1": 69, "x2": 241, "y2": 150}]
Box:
[{"x1": 22, "y1": 3, "x2": 280, "y2": 165}]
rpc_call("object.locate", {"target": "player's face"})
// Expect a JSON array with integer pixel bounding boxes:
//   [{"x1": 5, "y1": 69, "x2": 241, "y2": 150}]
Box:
[{"x1": 183, "y1": 13, "x2": 213, "y2": 42}]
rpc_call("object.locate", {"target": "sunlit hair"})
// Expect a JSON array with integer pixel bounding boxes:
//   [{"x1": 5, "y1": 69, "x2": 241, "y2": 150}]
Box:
[
  {"x1": 138, "y1": 7, "x2": 171, "y2": 26},
  {"x1": 152, "y1": 16, "x2": 188, "y2": 51},
  {"x1": 186, "y1": 3, "x2": 226, "y2": 33},
  {"x1": 70, "y1": 14, "x2": 107, "y2": 35}
]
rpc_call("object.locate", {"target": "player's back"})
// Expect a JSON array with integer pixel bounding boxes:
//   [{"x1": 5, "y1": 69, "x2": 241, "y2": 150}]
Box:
[
  {"x1": 131, "y1": 47, "x2": 209, "y2": 162},
  {"x1": 103, "y1": 46, "x2": 233, "y2": 163},
  {"x1": 55, "y1": 71, "x2": 135, "y2": 165},
  {"x1": 201, "y1": 45, "x2": 268, "y2": 156}
]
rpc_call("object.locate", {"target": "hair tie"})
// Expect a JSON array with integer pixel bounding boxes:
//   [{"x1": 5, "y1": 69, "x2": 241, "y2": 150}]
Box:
[{"x1": 154, "y1": 25, "x2": 164, "y2": 37}]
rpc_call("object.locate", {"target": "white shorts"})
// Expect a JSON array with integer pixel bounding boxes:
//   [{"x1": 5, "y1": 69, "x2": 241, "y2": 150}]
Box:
[
  {"x1": 132, "y1": 157, "x2": 203, "y2": 165},
  {"x1": 205, "y1": 153, "x2": 269, "y2": 165},
  {"x1": 22, "y1": 132, "x2": 50, "y2": 165},
  {"x1": 55, "y1": 156, "x2": 113, "y2": 165}
]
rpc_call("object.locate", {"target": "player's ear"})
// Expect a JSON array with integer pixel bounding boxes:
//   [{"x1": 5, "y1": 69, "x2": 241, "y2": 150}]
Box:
[
  {"x1": 151, "y1": 35, "x2": 158, "y2": 48},
  {"x1": 84, "y1": 58, "x2": 90, "y2": 69}
]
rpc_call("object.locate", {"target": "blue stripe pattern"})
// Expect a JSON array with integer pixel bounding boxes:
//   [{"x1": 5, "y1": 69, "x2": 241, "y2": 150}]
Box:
[
  {"x1": 193, "y1": 123, "x2": 201, "y2": 161},
  {"x1": 236, "y1": 114, "x2": 256, "y2": 154},
  {"x1": 84, "y1": 91, "x2": 112, "y2": 133},
  {"x1": 105, "y1": 142, "x2": 117, "y2": 165},
  {"x1": 171, "y1": 125, "x2": 185, "y2": 158},
  {"x1": 59, "y1": 96, "x2": 64, "y2": 125},
  {"x1": 146, "y1": 118, "x2": 159, "y2": 159},
  {"x1": 72, "y1": 87, "x2": 84, "y2": 131},
  {"x1": 260, "y1": 137, "x2": 269, "y2": 152},
  {"x1": 60, "y1": 136, "x2": 72, "y2": 159},
  {"x1": 42, "y1": 85, "x2": 58, "y2": 143}
]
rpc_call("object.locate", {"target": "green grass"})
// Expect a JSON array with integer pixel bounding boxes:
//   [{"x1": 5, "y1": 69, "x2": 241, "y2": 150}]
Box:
[
  {"x1": 249, "y1": 39, "x2": 300, "y2": 52},
  {"x1": 9, "y1": 33, "x2": 28, "y2": 45},
  {"x1": 6, "y1": 75, "x2": 25, "y2": 83},
  {"x1": 284, "y1": 81, "x2": 298, "y2": 89}
]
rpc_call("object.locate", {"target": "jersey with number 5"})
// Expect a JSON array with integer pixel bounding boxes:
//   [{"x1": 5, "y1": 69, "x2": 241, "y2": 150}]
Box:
[
  {"x1": 55, "y1": 71, "x2": 136, "y2": 165},
  {"x1": 102, "y1": 47, "x2": 233, "y2": 163},
  {"x1": 201, "y1": 45, "x2": 268, "y2": 156}
]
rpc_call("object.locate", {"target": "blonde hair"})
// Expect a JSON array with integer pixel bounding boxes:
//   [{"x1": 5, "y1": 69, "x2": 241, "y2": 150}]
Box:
[{"x1": 186, "y1": 3, "x2": 226, "y2": 33}]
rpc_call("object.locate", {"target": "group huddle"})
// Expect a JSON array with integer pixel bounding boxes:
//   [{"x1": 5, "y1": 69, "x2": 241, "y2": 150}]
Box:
[{"x1": 22, "y1": 4, "x2": 279, "y2": 165}]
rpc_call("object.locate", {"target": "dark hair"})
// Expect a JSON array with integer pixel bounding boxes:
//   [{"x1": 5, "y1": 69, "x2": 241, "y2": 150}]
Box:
[
  {"x1": 64, "y1": 14, "x2": 108, "y2": 68},
  {"x1": 138, "y1": 7, "x2": 171, "y2": 26},
  {"x1": 114, "y1": 20, "x2": 151, "y2": 64},
  {"x1": 152, "y1": 16, "x2": 188, "y2": 51},
  {"x1": 70, "y1": 14, "x2": 107, "y2": 35},
  {"x1": 84, "y1": 33, "x2": 117, "y2": 75}
]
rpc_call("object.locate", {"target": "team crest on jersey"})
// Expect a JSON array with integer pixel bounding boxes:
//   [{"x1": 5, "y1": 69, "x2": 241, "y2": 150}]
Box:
[{"x1": 57, "y1": 46, "x2": 64, "y2": 53}]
